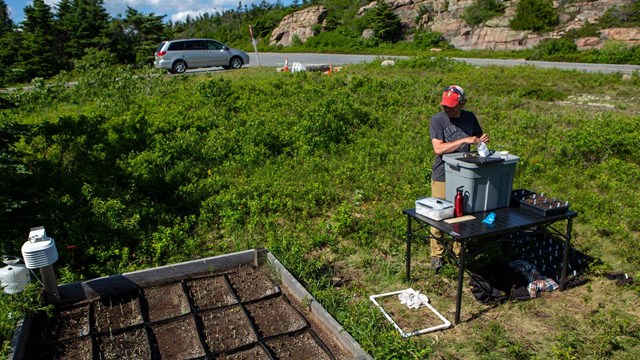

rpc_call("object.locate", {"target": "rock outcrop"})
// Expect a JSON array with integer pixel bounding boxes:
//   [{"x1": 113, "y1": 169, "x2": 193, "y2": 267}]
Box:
[
  {"x1": 269, "y1": 0, "x2": 640, "y2": 50},
  {"x1": 269, "y1": 6, "x2": 328, "y2": 46}
]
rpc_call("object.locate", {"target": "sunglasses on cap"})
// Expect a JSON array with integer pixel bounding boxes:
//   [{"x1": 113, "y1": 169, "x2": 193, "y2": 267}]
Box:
[{"x1": 443, "y1": 85, "x2": 466, "y2": 104}]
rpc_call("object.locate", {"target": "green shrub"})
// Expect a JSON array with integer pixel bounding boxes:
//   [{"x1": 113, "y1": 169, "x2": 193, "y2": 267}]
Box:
[
  {"x1": 0, "y1": 284, "x2": 53, "y2": 358},
  {"x1": 517, "y1": 86, "x2": 566, "y2": 101},
  {"x1": 359, "y1": 0, "x2": 403, "y2": 43},
  {"x1": 73, "y1": 48, "x2": 119, "y2": 72},
  {"x1": 529, "y1": 38, "x2": 577, "y2": 60},
  {"x1": 410, "y1": 30, "x2": 451, "y2": 50},
  {"x1": 598, "y1": 1, "x2": 640, "y2": 28},
  {"x1": 510, "y1": 0, "x2": 559, "y2": 32},
  {"x1": 597, "y1": 40, "x2": 635, "y2": 64},
  {"x1": 564, "y1": 22, "x2": 600, "y2": 40},
  {"x1": 299, "y1": 26, "x2": 375, "y2": 52},
  {"x1": 461, "y1": 0, "x2": 506, "y2": 27},
  {"x1": 415, "y1": 3, "x2": 433, "y2": 23}
]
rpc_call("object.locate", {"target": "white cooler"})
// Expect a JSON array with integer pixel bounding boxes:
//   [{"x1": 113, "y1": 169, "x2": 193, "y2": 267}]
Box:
[{"x1": 415, "y1": 197, "x2": 454, "y2": 221}]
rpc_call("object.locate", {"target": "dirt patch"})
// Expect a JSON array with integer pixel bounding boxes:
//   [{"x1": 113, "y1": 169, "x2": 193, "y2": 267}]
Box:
[
  {"x1": 150, "y1": 315, "x2": 205, "y2": 359},
  {"x1": 216, "y1": 344, "x2": 272, "y2": 359},
  {"x1": 200, "y1": 305, "x2": 257, "y2": 353},
  {"x1": 246, "y1": 296, "x2": 307, "y2": 337},
  {"x1": 227, "y1": 266, "x2": 280, "y2": 302},
  {"x1": 31, "y1": 305, "x2": 90, "y2": 343},
  {"x1": 143, "y1": 282, "x2": 191, "y2": 322},
  {"x1": 265, "y1": 330, "x2": 332, "y2": 360},
  {"x1": 28, "y1": 336, "x2": 93, "y2": 360},
  {"x1": 186, "y1": 275, "x2": 237, "y2": 311},
  {"x1": 92, "y1": 292, "x2": 143, "y2": 332},
  {"x1": 95, "y1": 326, "x2": 151, "y2": 359}
]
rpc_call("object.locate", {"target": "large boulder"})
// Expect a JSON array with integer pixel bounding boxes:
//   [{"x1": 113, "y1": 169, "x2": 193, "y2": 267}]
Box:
[
  {"x1": 452, "y1": 27, "x2": 545, "y2": 50},
  {"x1": 269, "y1": 6, "x2": 328, "y2": 46}
]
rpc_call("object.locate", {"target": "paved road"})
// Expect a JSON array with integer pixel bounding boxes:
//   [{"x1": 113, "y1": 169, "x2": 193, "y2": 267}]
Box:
[
  {"x1": 245, "y1": 53, "x2": 407, "y2": 68},
  {"x1": 237, "y1": 52, "x2": 640, "y2": 75}
]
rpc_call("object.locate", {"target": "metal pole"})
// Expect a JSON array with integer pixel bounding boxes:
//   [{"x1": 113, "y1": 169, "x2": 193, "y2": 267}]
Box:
[
  {"x1": 40, "y1": 265, "x2": 60, "y2": 303},
  {"x1": 455, "y1": 242, "x2": 465, "y2": 325},
  {"x1": 249, "y1": 26, "x2": 261, "y2": 66},
  {"x1": 560, "y1": 218, "x2": 573, "y2": 291},
  {"x1": 406, "y1": 215, "x2": 412, "y2": 281}
]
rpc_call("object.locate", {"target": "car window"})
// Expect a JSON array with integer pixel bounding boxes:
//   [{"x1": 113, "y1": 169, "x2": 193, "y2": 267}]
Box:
[
  {"x1": 167, "y1": 41, "x2": 184, "y2": 51},
  {"x1": 185, "y1": 40, "x2": 205, "y2": 50},
  {"x1": 206, "y1": 40, "x2": 224, "y2": 50},
  {"x1": 156, "y1": 42, "x2": 166, "y2": 52}
]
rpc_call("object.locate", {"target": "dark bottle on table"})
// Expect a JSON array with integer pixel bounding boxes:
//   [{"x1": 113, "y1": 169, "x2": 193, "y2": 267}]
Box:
[{"x1": 454, "y1": 186, "x2": 464, "y2": 217}]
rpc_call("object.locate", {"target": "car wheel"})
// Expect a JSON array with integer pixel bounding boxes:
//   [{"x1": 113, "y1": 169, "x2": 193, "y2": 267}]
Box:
[
  {"x1": 172, "y1": 60, "x2": 187, "y2": 74},
  {"x1": 229, "y1": 57, "x2": 243, "y2": 70}
]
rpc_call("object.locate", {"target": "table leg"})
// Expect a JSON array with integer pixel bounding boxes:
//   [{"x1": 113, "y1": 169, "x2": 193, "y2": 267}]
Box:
[
  {"x1": 560, "y1": 217, "x2": 573, "y2": 291},
  {"x1": 406, "y1": 215, "x2": 412, "y2": 281},
  {"x1": 455, "y1": 241, "x2": 465, "y2": 325}
]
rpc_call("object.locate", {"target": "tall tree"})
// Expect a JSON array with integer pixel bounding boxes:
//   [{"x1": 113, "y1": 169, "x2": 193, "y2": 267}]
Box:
[
  {"x1": 0, "y1": 0, "x2": 13, "y2": 35},
  {"x1": 17, "y1": 0, "x2": 60, "y2": 80},
  {"x1": 65, "y1": 0, "x2": 111, "y2": 58},
  {"x1": 369, "y1": 0, "x2": 403, "y2": 42},
  {"x1": 54, "y1": 0, "x2": 75, "y2": 68},
  {"x1": 0, "y1": 0, "x2": 16, "y2": 84},
  {"x1": 110, "y1": 7, "x2": 166, "y2": 65}
]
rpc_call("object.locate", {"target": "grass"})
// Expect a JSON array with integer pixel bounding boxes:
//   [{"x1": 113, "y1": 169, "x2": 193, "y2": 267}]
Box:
[{"x1": 1, "y1": 57, "x2": 640, "y2": 358}]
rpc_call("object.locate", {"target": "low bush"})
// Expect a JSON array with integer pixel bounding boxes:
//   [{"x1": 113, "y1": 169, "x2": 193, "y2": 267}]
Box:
[
  {"x1": 461, "y1": 0, "x2": 506, "y2": 27},
  {"x1": 510, "y1": 0, "x2": 559, "y2": 32},
  {"x1": 529, "y1": 38, "x2": 578, "y2": 60}
]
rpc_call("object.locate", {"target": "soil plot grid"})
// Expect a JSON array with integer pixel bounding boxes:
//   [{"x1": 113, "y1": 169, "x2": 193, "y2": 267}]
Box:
[{"x1": 23, "y1": 264, "x2": 348, "y2": 359}]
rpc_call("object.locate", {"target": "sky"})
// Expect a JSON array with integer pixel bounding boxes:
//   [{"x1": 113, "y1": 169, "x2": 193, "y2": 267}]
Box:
[{"x1": 5, "y1": 0, "x2": 295, "y2": 24}]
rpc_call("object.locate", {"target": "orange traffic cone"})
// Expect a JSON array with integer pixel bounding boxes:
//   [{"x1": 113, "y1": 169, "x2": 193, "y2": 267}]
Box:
[{"x1": 283, "y1": 58, "x2": 289, "y2": 72}]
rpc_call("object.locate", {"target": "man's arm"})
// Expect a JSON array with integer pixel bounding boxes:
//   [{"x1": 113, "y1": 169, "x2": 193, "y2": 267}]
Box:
[{"x1": 431, "y1": 136, "x2": 479, "y2": 156}]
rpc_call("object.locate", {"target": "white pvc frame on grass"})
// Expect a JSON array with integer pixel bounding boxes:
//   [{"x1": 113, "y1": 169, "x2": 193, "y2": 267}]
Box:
[{"x1": 369, "y1": 288, "x2": 452, "y2": 337}]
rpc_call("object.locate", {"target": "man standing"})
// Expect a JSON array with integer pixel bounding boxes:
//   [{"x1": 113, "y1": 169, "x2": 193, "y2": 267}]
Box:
[{"x1": 429, "y1": 85, "x2": 490, "y2": 271}]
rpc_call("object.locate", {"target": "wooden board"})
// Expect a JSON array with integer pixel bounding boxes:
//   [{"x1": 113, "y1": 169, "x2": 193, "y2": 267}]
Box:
[{"x1": 443, "y1": 215, "x2": 476, "y2": 224}]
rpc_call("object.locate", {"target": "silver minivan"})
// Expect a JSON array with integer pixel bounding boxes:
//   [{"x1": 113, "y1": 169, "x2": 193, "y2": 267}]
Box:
[{"x1": 154, "y1": 38, "x2": 250, "y2": 74}]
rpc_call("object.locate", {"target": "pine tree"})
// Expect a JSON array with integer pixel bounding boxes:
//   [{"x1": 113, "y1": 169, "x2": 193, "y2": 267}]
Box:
[
  {"x1": 370, "y1": 0, "x2": 402, "y2": 42},
  {"x1": 0, "y1": 0, "x2": 16, "y2": 84},
  {"x1": 17, "y1": 0, "x2": 61, "y2": 80},
  {"x1": 66, "y1": 0, "x2": 110, "y2": 58},
  {"x1": 54, "y1": 0, "x2": 74, "y2": 70},
  {"x1": 0, "y1": 0, "x2": 13, "y2": 35},
  {"x1": 110, "y1": 7, "x2": 166, "y2": 65}
]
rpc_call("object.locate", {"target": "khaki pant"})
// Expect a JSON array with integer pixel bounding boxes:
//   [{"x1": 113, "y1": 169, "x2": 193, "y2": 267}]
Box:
[{"x1": 430, "y1": 180, "x2": 461, "y2": 258}]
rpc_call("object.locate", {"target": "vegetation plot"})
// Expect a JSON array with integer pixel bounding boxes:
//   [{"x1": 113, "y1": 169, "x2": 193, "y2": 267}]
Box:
[{"x1": 1, "y1": 57, "x2": 640, "y2": 358}]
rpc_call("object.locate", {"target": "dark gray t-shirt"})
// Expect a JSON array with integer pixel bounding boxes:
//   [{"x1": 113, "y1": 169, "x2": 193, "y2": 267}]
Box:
[{"x1": 430, "y1": 109, "x2": 483, "y2": 181}]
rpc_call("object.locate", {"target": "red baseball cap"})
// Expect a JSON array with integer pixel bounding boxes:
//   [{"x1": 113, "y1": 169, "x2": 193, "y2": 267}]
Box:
[{"x1": 440, "y1": 85, "x2": 465, "y2": 108}]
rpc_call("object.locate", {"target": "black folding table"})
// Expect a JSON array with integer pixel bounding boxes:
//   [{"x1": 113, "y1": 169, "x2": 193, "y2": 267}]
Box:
[{"x1": 403, "y1": 207, "x2": 577, "y2": 324}]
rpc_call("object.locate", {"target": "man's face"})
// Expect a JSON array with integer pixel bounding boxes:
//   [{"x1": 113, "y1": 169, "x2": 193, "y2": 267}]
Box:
[{"x1": 443, "y1": 104, "x2": 462, "y2": 119}]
